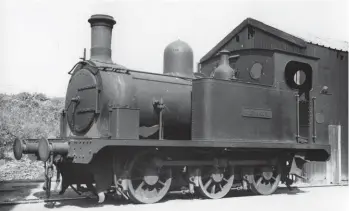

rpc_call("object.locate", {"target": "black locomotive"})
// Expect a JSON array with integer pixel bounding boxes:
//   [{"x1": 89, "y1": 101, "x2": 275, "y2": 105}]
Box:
[{"x1": 13, "y1": 14, "x2": 330, "y2": 204}]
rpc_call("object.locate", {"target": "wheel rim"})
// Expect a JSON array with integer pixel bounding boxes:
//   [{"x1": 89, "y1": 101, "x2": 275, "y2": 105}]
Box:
[
  {"x1": 197, "y1": 166, "x2": 234, "y2": 199},
  {"x1": 250, "y1": 164, "x2": 281, "y2": 195},
  {"x1": 126, "y1": 152, "x2": 172, "y2": 204}
]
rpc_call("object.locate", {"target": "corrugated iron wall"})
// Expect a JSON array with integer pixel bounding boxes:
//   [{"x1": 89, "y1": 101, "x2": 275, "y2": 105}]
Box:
[
  {"x1": 303, "y1": 162, "x2": 327, "y2": 185},
  {"x1": 305, "y1": 44, "x2": 348, "y2": 182}
]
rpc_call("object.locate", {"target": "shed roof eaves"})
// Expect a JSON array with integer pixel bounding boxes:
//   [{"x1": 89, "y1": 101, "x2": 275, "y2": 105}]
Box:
[{"x1": 200, "y1": 18, "x2": 307, "y2": 63}]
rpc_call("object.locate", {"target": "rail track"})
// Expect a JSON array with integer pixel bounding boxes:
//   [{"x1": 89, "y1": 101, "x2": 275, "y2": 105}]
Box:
[
  {"x1": 0, "y1": 196, "x2": 96, "y2": 206},
  {"x1": 0, "y1": 180, "x2": 97, "y2": 206}
]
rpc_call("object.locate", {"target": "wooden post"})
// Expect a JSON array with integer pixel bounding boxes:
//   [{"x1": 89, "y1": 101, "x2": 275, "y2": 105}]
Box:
[{"x1": 326, "y1": 125, "x2": 342, "y2": 184}]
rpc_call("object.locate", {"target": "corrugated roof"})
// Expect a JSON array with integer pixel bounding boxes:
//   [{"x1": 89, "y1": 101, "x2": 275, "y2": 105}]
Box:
[
  {"x1": 298, "y1": 33, "x2": 348, "y2": 52},
  {"x1": 200, "y1": 18, "x2": 348, "y2": 63}
]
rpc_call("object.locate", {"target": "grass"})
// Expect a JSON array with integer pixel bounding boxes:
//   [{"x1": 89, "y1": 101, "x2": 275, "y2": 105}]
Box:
[{"x1": 0, "y1": 92, "x2": 64, "y2": 181}]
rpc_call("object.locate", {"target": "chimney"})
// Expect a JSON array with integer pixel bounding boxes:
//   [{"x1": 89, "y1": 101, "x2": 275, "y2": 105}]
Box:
[{"x1": 88, "y1": 14, "x2": 116, "y2": 63}]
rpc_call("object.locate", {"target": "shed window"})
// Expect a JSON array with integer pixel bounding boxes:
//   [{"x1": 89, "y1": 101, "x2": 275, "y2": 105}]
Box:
[
  {"x1": 236, "y1": 35, "x2": 240, "y2": 42},
  {"x1": 248, "y1": 26, "x2": 255, "y2": 39}
]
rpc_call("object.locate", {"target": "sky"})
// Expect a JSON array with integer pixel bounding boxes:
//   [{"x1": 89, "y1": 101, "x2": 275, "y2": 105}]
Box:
[{"x1": 0, "y1": 0, "x2": 348, "y2": 97}]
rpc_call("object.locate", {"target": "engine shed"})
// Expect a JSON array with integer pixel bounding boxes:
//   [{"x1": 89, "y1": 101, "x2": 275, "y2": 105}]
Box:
[{"x1": 198, "y1": 18, "x2": 348, "y2": 185}]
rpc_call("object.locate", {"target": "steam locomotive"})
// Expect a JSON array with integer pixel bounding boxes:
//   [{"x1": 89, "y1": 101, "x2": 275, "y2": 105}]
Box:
[{"x1": 13, "y1": 14, "x2": 330, "y2": 204}]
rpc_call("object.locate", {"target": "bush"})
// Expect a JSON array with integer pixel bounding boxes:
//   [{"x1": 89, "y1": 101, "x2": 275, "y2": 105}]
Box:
[{"x1": 0, "y1": 92, "x2": 65, "y2": 159}]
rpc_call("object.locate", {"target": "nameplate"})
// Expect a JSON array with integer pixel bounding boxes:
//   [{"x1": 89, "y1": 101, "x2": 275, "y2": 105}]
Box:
[{"x1": 242, "y1": 108, "x2": 272, "y2": 119}]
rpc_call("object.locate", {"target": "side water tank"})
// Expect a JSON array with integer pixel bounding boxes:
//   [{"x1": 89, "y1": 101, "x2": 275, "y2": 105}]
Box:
[{"x1": 164, "y1": 40, "x2": 193, "y2": 77}]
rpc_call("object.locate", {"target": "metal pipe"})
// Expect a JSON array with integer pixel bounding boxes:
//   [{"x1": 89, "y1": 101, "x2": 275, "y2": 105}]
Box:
[
  {"x1": 0, "y1": 196, "x2": 95, "y2": 206},
  {"x1": 159, "y1": 109, "x2": 164, "y2": 140},
  {"x1": 312, "y1": 97, "x2": 317, "y2": 143},
  {"x1": 168, "y1": 189, "x2": 190, "y2": 195},
  {"x1": 108, "y1": 108, "x2": 113, "y2": 138},
  {"x1": 59, "y1": 110, "x2": 66, "y2": 138},
  {"x1": 159, "y1": 98, "x2": 164, "y2": 140},
  {"x1": 157, "y1": 159, "x2": 275, "y2": 167},
  {"x1": 159, "y1": 160, "x2": 215, "y2": 166},
  {"x1": 80, "y1": 48, "x2": 86, "y2": 61},
  {"x1": 228, "y1": 159, "x2": 275, "y2": 166},
  {"x1": 88, "y1": 14, "x2": 116, "y2": 63},
  {"x1": 295, "y1": 94, "x2": 300, "y2": 142}
]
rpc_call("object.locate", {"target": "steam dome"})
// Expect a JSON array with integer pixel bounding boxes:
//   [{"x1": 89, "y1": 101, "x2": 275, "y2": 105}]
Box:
[{"x1": 163, "y1": 40, "x2": 193, "y2": 77}]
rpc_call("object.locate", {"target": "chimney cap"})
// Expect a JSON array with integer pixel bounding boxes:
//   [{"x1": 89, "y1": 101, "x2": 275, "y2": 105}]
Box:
[{"x1": 88, "y1": 14, "x2": 116, "y2": 27}]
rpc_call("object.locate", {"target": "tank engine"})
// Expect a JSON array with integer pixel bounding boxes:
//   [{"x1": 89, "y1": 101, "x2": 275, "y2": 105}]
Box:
[{"x1": 13, "y1": 14, "x2": 330, "y2": 204}]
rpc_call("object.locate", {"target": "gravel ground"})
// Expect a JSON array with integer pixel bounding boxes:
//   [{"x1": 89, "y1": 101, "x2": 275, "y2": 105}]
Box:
[
  {"x1": 0, "y1": 152, "x2": 45, "y2": 181},
  {"x1": 0, "y1": 185, "x2": 348, "y2": 211}
]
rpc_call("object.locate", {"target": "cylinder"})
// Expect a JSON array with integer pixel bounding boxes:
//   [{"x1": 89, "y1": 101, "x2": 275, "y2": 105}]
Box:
[
  {"x1": 88, "y1": 14, "x2": 116, "y2": 63},
  {"x1": 164, "y1": 40, "x2": 193, "y2": 77}
]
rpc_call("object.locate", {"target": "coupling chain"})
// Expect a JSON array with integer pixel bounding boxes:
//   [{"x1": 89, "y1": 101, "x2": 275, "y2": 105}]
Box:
[{"x1": 46, "y1": 155, "x2": 54, "y2": 179}]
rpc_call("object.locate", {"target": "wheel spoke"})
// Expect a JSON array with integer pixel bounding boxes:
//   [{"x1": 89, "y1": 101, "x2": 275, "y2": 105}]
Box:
[
  {"x1": 198, "y1": 167, "x2": 234, "y2": 199},
  {"x1": 219, "y1": 184, "x2": 223, "y2": 191},
  {"x1": 211, "y1": 184, "x2": 216, "y2": 194},
  {"x1": 135, "y1": 181, "x2": 145, "y2": 193},
  {"x1": 204, "y1": 178, "x2": 212, "y2": 190},
  {"x1": 126, "y1": 153, "x2": 172, "y2": 204},
  {"x1": 256, "y1": 177, "x2": 263, "y2": 187},
  {"x1": 250, "y1": 165, "x2": 281, "y2": 196}
]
